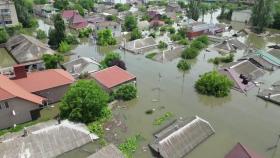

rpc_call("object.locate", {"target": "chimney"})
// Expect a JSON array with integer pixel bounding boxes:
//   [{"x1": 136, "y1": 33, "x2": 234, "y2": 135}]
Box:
[{"x1": 13, "y1": 65, "x2": 27, "y2": 79}]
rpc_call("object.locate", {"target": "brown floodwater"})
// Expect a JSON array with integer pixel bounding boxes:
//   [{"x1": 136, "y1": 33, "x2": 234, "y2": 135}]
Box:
[{"x1": 57, "y1": 11, "x2": 280, "y2": 158}]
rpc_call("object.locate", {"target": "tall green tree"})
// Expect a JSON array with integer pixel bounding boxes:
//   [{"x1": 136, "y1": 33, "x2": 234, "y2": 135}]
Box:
[
  {"x1": 48, "y1": 14, "x2": 66, "y2": 48},
  {"x1": 130, "y1": 28, "x2": 142, "y2": 41},
  {"x1": 199, "y1": 3, "x2": 209, "y2": 22},
  {"x1": 124, "y1": 15, "x2": 137, "y2": 31},
  {"x1": 271, "y1": 1, "x2": 280, "y2": 29},
  {"x1": 14, "y1": 0, "x2": 33, "y2": 28},
  {"x1": 251, "y1": 0, "x2": 274, "y2": 33},
  {"x1": 97, "y1": 29, "x2": 117, "y2": 46},
  {"x1": 0, "y1": 29, "x2": 9, "y2": 44},
  {"x1": 60, "y1": 80, "x2": 109, "y2": 123},
  {"x1": 187, "y1": 0, "x2": 200, "y2": 21},
  {"x1": 79, "y1": 0, "x2": 94, "y2": 10},
  {"x1": 54, "y1": 0, "x2": 69, "y2": 10}
]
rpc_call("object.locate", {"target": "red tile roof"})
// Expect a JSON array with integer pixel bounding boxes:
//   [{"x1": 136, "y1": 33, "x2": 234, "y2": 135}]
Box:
[
  {"x1": 92, "y1": 66, "x2": 136, "y2": 89},
  {"x1": 62, "y1": 10, "x2": 77, "y2": 20},
  {"x1": 14, "y1": 69, "x2": 75, "y2": 93},
  {"x1": 0, "y1": 75, "x2": 44, "y2": 104},
  {"x1": 225, "y1": 143, "x2": 264, "y2": 158},
  {"x1": 69, "y1": 14, "x2": 88, "y2": 29}
]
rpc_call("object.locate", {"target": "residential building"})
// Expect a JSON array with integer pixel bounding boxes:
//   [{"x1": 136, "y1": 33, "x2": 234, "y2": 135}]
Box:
[
  {"x1": 90, "y1": 21, "x2": 121, "y2": 37},
  {"x1": 0, "y1": 120, "x2": 98, "y2": 158},
  {"x1": 0, "y1": 66, "x2": 74, "y2": 129},
  {"x1": 63, "y1": 57, "x2": 100, "y2": 78},
  {"x1": 213, "y1": 38, "x2": 248, "y2": 54},
  {"x1": 121, "y1": 37, "x2": 158, "y2": 54},
  {"x1": 5, "y1": 34, "x2": 55, "y2": 64},
  {"x1": 91, "y1": 66, "x2": 136, "y2": 92},
  {"x1": 150, "y1": 116, "x2": 215, "y2": 158},
  {"x1": 166, "y1": 2, "x2": 182, "y2": 13},
  {"x1": 225, "y1": 143, "x2": 264, "y2": 158},
  {"x1": 34, "y1": 4, "x2": 59, "y2": 18},
  {"x1": 62, "y1": 10, "x2": 88, "y2": 29},
  {"x1": 87, "y1": 144, "x2": 125, "y2": 158},
  {"x1": 0, "y1": 0, "x2": 18, "y2": 27}
]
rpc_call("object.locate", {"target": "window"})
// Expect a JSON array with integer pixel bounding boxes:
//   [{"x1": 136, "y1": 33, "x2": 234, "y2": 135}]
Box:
[
  {"x1": 5, "y1": 102, "x2": 9, "y2": 108},
  {"x1": 5, "y1": 21, "x2": 12, "y2": 24},
  {"x1": 114, "y1": 26, "x2": 117, "y2": 29}
]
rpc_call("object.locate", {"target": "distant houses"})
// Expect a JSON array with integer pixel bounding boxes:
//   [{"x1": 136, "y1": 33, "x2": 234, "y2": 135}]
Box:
[
  {"x1": 186, "y1": 22, "x2": 224, "y2": 39},
  {"x1": 62, "y1": 10, "x2": 88, "y2": 29},
  {"x1": 0, "y1": 66, "x2": 74, "y2": 129},
  {"x1": 150, "y1": 116, "x2": 215, "y2": 158},
  {"x1": 91, "y1": 66, "x2": 136, "y2": 92},
  {"x1": 90, "y1": 21, "x2": 122, "y2": 37}
]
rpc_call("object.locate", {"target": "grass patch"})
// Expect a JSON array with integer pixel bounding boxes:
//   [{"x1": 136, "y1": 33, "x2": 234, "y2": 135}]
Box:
[
  {"x1": 145, "y1": 52, "x2": 157, "y2": 59},
  {"x1": 153, "y1": 112, "x2": 173, "y2": 125},
  {"x1": 119, "y1": 134, "x2": 142, "y2": 158},
  {"x1": 0, "y1": 103, "x2": 60, "y2": 136}
]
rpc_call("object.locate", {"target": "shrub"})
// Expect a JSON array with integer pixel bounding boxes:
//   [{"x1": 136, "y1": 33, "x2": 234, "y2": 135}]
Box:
[
  {"x1": 119, "y1": 135, "x2": 141, "y2": 158},
  {"x1": 0, "y1": 29, "x2": 9, "y2": 44},
  {"x1": 158, "y1": 41, "x2": 168, "y2": 49},
  {"x1": 88, "y1": 121, "x2": 104, "y2": 137},
  {"x1": 58, "y1": 41, "x2": 71, "y2": 53},
  {"x1": 153, "y1": 112, "x2": 173, "y2": 125},
  {"x1": 42, "y1": 54, "x2": 64, "y2": 69},
  {"x1": 115, "y1": 84, "x2": 137, "y2": 101},
  {"x1": 196, "y1": 35, "x2": 209, "y2": 45},
  {"x1": 60, "y1": 80, "x2": 109, "y2": 123},
  {"x1": 115, "y1": 3, "x2": 131, "y2": 12},
  {"x1": 97, "y1": 29, "x2": 117, "y2": 46},
  {"x1": 168, "y1": 27, "x2": 176, "y2": 34},
  {"x1": 181, "y1": 47, "x2": 199, "y2": 59},
  {"x1": 171, "y1": 33, "x2": 183, "y2": 41},
  {"x1": 101, "y1": 52, "x2": 121, "y2": 68},
  {"x1": 65, "y1": 34, "x2": 79, "y2": 45},
  {"x1": 209, "y1": 54, "x2": 234, "y2": 65},
  {"x1": 78, "y1": 28, "x2": 93, "y2": 38},
  {"x1": 145, "y1": 52, "x2": 157, "y2": 59},
  {"x1": 36, "y1": 29, "x2": 47, "y2": 40},
  {"x1": 108, "y1": 59, "x2": 127, "y2": 70},
  {"x1": 106, "y1": 15, "x2": 117, "y2": 21},
  {"x1": 178, "y1": 39, "x2": 189, "y2": 45},
  {"x1": 177, "y1": 59, "x2": 191, "y2": 71},
  {"x1": 149, "y1": 32, "x2": 156, "y2": 38},
  {"x1": 190, "y1": 40, "x2": 205, "y2": 50},
  {"x1": 195, "y1": 71, "x2": 233, "y2": 97},
  {"x1": 130, "y1": 28, "x2": 142, "y2": 41}
]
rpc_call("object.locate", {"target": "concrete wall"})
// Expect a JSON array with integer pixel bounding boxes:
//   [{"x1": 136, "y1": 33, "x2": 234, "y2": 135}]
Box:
[
  {"x1": 0, "y1": 98, "x2": 39, "y2": 129},
  {"x1": 35, "y1": 85, "x2": 70, "y2": 104}
]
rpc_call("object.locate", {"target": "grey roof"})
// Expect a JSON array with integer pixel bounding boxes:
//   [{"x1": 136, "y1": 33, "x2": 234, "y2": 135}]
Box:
[
  {"x1": 150, "y1": 116, "x2": 215, "y2": 158},
  {"x1": 258, "y1": 81, "x2": 280, "y2": 105},
  {"x1": 5, "y1": 34, "x2": 55, "y2": 63},
  {"x1": 63, "y1": 57, "x2": 100, "y2": 78},
  {"x1": 267, "y1": 49, "x2": 280, "y2": 60},
  {"x1": 214, "y1": 38, "x2": 247, "y2": 53},
  {"x1": 0, "y1": 120, "x2": 98, "y2": 158},
  {"x1": 87, "y1": 144, "x2": 124, "y2": 158},
  {"x1": 121, "y1": 37, "x2": 158, "y2": 54}
]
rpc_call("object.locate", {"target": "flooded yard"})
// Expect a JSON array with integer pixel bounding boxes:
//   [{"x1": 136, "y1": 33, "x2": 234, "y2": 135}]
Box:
[
  {"x1": 58, "y1": 11, "x2": 280, "y2": 158},
  {"x1": 0, "y1": 48, "x2": 16, "y2": 68}
]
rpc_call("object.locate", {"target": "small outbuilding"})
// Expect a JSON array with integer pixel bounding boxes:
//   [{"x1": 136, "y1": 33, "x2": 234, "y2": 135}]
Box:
[
  {"x1": 257, "y1": 81, "x2": 280, "y2": 105},
  {"x1": 225, "y1": 143, "x2": 264, "y2": 158},
  {"x1": 121, "y1": 37, "x2": 158, "y2": 54},
  {"x1": 213, "y1": 38, "x2": 248, "y2": 54},
  {"x1": 149, "y1": 116, "x2": 215, "y2": 158},
  {"x1": 87, "y1": 144, "x2": 125, "y2": 158},
  {"x1": 91, "y1": 66, "x2": 136, "y2": 92}
]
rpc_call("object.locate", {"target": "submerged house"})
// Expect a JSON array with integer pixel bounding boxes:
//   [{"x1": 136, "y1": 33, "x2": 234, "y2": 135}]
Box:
[
  {"x1": 90, "y1": 21, "x2": 122, "y2": 37},
  {"x1": 63, "y1": 57, "x2": 100, "y2": 78},
  {"x1": 87, "y1": 144, "x2": 125, "y2": 158},
  {"x1": 149, "y1": 116, "x2": 215, "y2": 158},
  {"x1": 121, "y1": 37, "x2": 158, "y2": 54},
  {"x1": 213, "y1": 38, "x2": 248, "y2": 54},
  {"x1": 225, "y1": 143, "x2": 264, "y2": 158},
  {"x1": 91, "y1": 66, "x2": 136, "y2": 92},
  {"x1": 0, "y1": 120, "x2": 98, "y2": 158},
  {"x1": 219, "y1": 60, "x2": 265, "y2": 93},
  {"x1": 0, "y1": 66, "x2": 74, "y2": 129},
  {"x1": 5, "y1": 34, "x2": 55, "y2": 65},
  {"x1": 257, "y1": 81, "x2": 280, "y2": 105},
  {"x1": 62, "y1": 10, "x2": 88, "y2": 29}
]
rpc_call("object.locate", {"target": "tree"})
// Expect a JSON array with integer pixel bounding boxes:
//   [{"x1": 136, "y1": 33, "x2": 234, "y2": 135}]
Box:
[
  {"x1": 0, "y1": 29, "x2": 9, "y2": 44},
  {"x1": 54, "y1": 0, "x2": 69, "y2": 10},
  {"x1": 14, "y1": 0, "x2": 35, "y2": 28},
  {"x1": 195, "y1": 71, "x2": 233, "y2": 97},
  {"x1": 181, "y1": 47, "x2": 199, "y2": 59},
  {"x1": 58, "y1": 41, "x2": 71, "y2": 53},
  {"x1": 115, "y1": 3, "x2": 131, "y2": 12},
  {"x1": 115, "y1": 84, "x2": 137, "y2": 101},
  {"x1": 48, "y1": 14, "x2": 66, "y2": 48},
  {"x1": 124, "y1": 15, "x2": 137, "y2": 31},
  {"x1": 97, "y1": 29, "x2": 117, "y2": 46},
  {"x1": 177, "y1": 59, "x2": 191, "y2": 82},
  {"x1": 34, "y1": 0, "x2": 48, "y2": 4},
  {"x1": 251, "y1": 0, "x2": 274, "y2": 33},
  {"x1": 106, "y1": 15, "x2": 117, "y2": 21},
  {"x1": 74, "y1": 4, "x2": 85, "y2": 16},
  {"x1": 187, "y1": 0, "x2": 200, "y2": 21},
  {"x1": 60, "y1": 80, "x2": 109, "y2": 123},
  {"x1": 36, "y1": 29, "x2": 47, "y2": 40},
  {"x1": 200, "y1": 3, "x2": 209, "y2": 22},
  {"x1": 271, "y1": 1, "x2": 280, "y2": 29},
  {"x1": 42, "y1": 54, "x2": 64, "y2": 69},
  {"x1": 108, "y1": 59, "x2": 126, "y2": 70},
  {"x1": 130, "y1": 28, "x2": 142, "y2": 41},
  {"x1": 79, "y1": 0, "x2": 94, "y2": 10},
  {"x1": 101, "y1": 52, "x2": 121, "y2": 68}
]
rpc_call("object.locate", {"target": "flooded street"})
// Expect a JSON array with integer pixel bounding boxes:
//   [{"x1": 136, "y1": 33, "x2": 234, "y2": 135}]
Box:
[{"x1": 56, "y1": 10, "x2": 280, "y2": 158}]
